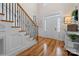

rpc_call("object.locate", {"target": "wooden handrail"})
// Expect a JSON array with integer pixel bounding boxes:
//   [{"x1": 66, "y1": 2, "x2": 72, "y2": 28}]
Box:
[{"x1": 17, "y1": 3, "x2": 37, "y2": 27}]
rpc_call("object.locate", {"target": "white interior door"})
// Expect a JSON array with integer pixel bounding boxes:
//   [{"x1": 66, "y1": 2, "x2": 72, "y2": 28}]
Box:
[{"x1": 45, "y1": 15, "x2": 61, "y2": 40}]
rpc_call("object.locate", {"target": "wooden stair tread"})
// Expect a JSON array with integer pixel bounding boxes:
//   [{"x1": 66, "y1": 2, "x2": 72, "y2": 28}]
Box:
[
  {"x1": 19, "y1": 30, "x2": 26, "y2": 32},
  {"x1": 0, "y1": 20, "x2": 15, "y2": 22},
  {"x1": 11, "y1": 26, "x2": 21, "y2": 28},
  {"x1": 0, "y1": 13, "x2": 5, "y2": 15}
]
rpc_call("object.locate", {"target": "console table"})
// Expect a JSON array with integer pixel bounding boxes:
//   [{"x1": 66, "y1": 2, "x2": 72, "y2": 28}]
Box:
[{"x1": 64, "y1": 31, "x2": 79, "y2": 55}]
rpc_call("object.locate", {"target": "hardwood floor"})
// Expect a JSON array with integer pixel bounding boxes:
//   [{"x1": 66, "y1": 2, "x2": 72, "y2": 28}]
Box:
[{"x1": 17, "y1": 36, "x2": 68, "y2": 56}]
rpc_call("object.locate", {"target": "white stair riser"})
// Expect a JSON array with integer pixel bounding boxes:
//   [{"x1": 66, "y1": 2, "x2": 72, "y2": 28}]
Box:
[
  {"x1": 0, "y1": 15, "x2": 4, "y2": 20},
  {"x1": 0, "y1": 22, "x2": 14, "y2": 28},
  {"x1": 5, "y1": 31, "x2": 37, "y2": 56}
]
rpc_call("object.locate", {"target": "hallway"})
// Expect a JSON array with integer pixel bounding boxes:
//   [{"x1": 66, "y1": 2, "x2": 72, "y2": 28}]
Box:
[{"x1": 0, "y1": 3, "x2": 79, "y2": 56}]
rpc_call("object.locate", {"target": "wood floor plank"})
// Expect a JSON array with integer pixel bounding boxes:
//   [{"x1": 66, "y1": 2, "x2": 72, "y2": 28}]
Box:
[
  {"x1": 17, "y1": 36, "x2": 68, "y2": 56},
  {"x1": 49, "y1": 40, "x2": 57, "y2": 56},
  {"x1": 17, "y1": 38, "x2": 45, "y2": 56},
  {"x1": 48, "y1": 40, "x2": 56, "y2": 56},
  {"x1": 18, "y1": 39, "x2": 48, "y2": 56},
  {"x1": 27, "y1": 39, "x2": 50, "y2": 56},
  {"x1": 38, "y1": 39, "x2": 52, "y2": 56}
]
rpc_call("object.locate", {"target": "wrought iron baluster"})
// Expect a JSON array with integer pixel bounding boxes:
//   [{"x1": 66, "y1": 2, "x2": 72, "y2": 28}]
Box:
[
  {"x1": 9, "y1": 3, "x2": 11, "y2": 20},
  {"x1": 15, "y1": 3, "x2": 16, "y2": 26},
  {"x1": 24, "y1": 13, "x2": 26, "y2": 30},
  {"x1": 2, "y1": 3, "x2": 4, "y2": 14},
  {"x1": 17, "y1": 6, "x2": 18, "y2": 26},
  {"x1": 18, "y1": 8, "x2": 21, "y2": 27},
  {"x1": 20, "y1": 8, "x2": 22, "y2": 28},
  {"x1": 22, "y1": 12, "x2": 25, "y2": 30},
  {"x1": 21, "y1": 10, "x2": 24, "y2": 30},
  {"x1": 12, "y1": 3, "x2": 13, "y2": 21},
  {"x1": 6, "y1": 3, "x2": 7, "y2": 20},
  {"x1": 18, "y1": 7, "x2": 20, "y2": 27}
]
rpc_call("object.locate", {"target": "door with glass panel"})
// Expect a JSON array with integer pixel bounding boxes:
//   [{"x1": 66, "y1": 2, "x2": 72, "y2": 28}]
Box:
[{"x1": 45, "y1": 14, "x2": 62, "y2": 40}]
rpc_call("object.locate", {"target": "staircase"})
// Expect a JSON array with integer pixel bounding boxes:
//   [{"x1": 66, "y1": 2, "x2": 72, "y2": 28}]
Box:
[{"x1": 0, "y1": 3, "x2": 38, "y2": 56}]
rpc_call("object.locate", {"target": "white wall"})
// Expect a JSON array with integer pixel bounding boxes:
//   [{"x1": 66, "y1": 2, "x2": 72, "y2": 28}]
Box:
[
  {"x1": 20, "y1": 3, "x2": 37, "y2": 19},
  {"x1": 37, "y1": 3, "x2": 76, "y2": 16},
  {"x1": 37, "y1": 3, "x2": 78, "y2": 40}
]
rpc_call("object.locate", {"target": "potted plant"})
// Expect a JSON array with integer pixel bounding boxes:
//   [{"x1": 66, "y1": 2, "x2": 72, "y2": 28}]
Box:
[
  {"x1": 72, "y1": 8, "x2": 78, "y2": 21},
  {"x1": 68, "y1": 34, "x2": 79, "y2": 42}
]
